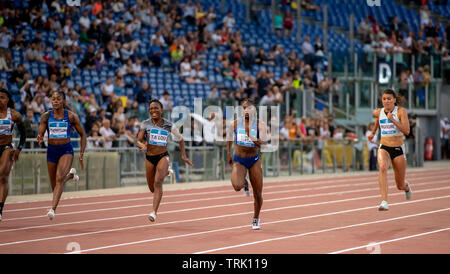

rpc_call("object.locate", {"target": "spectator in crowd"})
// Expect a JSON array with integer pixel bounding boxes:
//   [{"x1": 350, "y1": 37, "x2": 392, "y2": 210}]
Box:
[
  {"x1": 413, "y1": 66, "x2": 426, "y2": 107},
  {"x1": 366, "y1": 122, "x2": 378, "y2": 171},
  {"x1": 25, "y1": 42, "x2": 44, "y2": 62},
  {"x1": 255, "y1": 69, "x2": 272, "y2": 101},
  {"x1": 333, "y1": 126, "x2": 343, "y2": 139},
  {"x1": 207, "y1": 86, "x2": 220, "y2": 104},
  {"x1": 101, "y1": 77, "x2": 115, "y2": 103},
  {"x1": 358, "y1": 17, "x2": 372, "y2": 41},
  {"x1": 87, "y1": 122, "x2": 106, "y2": 149},
  {"x1": 160, "y1": 91, "x2": 173, "y2": 112},
  {"x1": 9, "y1": 64, "x2": 26, "y2": 87},
  {"x1": 302, "y1": 36, "x2": 315, "y2": 67},
  {"x1": 282, "y1": 10, "x2": 294, "y2": 37},
  {"x1": 23, "y1": 108, "x2": 38, "y2": 141},
  {"x1": 274, "y1": 10, "x2": 283, "y2": 39},
  {"x1": 186, "y1": 63, "x2": 209, "y2": 84},
  {"x1": 222, "y1": 11, "x2": 235, "y2": 31},
  {"x1": 30, "y1": 95, "x2": 45, "y2": 115},
  {"x1": 149, "y1": 39, "x2": 164, "y2": 67},
  {"x1": 0, "y1": 26, "x2": 12, "y2": 48},
  {"x1": 99, "y1": 118, "x2": 117, "y2": 149}
]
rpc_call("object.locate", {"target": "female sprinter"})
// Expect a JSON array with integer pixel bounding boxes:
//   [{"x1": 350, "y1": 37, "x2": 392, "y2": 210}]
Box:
[
  {"x1": 0, "y1": 88, "x2": 26, "y2": 221},
  {"x1": 368, "y1": 88, "x2": 412, "y2": 211},
  {"x1": 37, "y1": 91, "x2": 87, "y2": 220},
  {"x1": 136, "y1": 99, "x2": 192, "y2": 222},
  {"x1": 227, "y1": 99, "x2": 267, "y2": 230}
]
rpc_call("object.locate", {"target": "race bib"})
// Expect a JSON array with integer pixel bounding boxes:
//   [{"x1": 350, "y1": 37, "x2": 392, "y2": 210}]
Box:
[
  {"x1": 379, "y1": 119, "x2": 397, "y2": 136},
  {"x1": 49, "y1": 121, "x2": 69, "y2": 138},
  {"x1": 236, "y1": 128, "x2": 256, "y2": 147},
  {"x1": 148, "y1": 128, "x2": 169, "y2": 146},
  {"x1": 0, "y1": 119, "x2": 12, "y2": 135}
]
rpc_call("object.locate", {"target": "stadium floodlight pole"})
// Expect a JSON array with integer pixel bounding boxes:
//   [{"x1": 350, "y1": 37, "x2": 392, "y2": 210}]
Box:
[{"x1": 296, "y1": 0, "x2": 302, "y2": 43}]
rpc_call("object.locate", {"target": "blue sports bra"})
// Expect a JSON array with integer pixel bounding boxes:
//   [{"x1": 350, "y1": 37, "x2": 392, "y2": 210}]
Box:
[
  {"x1": 47, "y1": 109, "x2": 72, "y2": 139},
  {"x1": 235, "y1": 118, "x2": 258, "y2": 147}
]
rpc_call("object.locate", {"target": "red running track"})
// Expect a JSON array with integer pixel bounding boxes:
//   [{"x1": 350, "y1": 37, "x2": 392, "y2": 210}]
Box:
[{"x1": 0, "y1": 168, "x2": 449, "y2": 254}]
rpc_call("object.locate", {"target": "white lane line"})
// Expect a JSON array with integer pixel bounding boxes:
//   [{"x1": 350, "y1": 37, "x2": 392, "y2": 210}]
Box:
[
  {"x1": 0, "y1": 188, "x2": 448, "y2": 249},
  {"x1": 3, "y1": 177, "x2": 450, "y2": 223},
  {"x1": 7, "y1": 169, "x2": 448, "y2": 208},
  {"x1": 5, "y1": 173, "x2": 383, "y2": 213},
  {"x1": 329, "y1": 228, "x2": 450, "y2": 254},
  {"x1": 72, "y1": 200, "x2": 450, "y2": 254},
  {"x1": 3, "y1": 182, "x2": 440, "y2": 233},
  {"x1": 193, "y1": 208, "x2": 450, "y2": 254}
]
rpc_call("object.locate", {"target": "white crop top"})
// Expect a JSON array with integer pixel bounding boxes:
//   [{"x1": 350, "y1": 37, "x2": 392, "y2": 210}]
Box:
[{"x1": 379, "y1": 106, "x2": 404, "y2": 138}]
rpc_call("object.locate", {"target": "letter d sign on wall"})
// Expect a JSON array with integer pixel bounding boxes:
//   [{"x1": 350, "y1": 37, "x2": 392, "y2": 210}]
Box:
[{"x1": 378, "y1": 63, "x2": 391, "y2": 84}]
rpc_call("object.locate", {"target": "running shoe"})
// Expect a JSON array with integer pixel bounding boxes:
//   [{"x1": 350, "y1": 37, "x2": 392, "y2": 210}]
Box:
[
  {"x1": 148, "y1": 211, "x2": 156, "y2": 222},
  {"x1": 47, "y1": 209, "x2": 55, "y2": 220},
  {"x1": 243, "y1": 179, "x2": 250, "y2": 197},
  {"x1": 0, "y1": 213, "x2": 2, "y2": 221},
  {"x1": 69, "y1": 168, "x2": 79, "y2": 182},
  {"x1": 252, "y1": 218, "x2": 260, "y2": 230},
  {"x1": 378, "y1": 200, "x2": 389, "y2": 211},
  {"x1": 405, "y1": 182, "x2": 412, "y2": 200}
]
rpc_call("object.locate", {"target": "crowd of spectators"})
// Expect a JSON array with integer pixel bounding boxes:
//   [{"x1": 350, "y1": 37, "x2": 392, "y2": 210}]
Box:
[{"x1": 0, "y1": 0, "x2": 447, "y2": 150}]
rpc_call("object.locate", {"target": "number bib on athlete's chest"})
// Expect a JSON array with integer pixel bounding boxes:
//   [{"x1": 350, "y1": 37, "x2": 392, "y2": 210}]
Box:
[
  {"x1": 0, "y1": 119, "x2": 12, "y2": 135},
  {"x1": 148, "y1": 128, "x2": 169, "y2": 146},
  {"x1": 49, "y1": 121, "x2": 69, "y2": 138},
  {"x1": 236, "y1": 128, "x2": 256, "y2": 147},
  {"x1": 379, "y1": 119, "x2": 398, "y2": 136}
]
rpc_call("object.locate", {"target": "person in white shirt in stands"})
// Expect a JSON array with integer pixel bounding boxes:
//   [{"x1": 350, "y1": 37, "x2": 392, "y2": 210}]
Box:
[
  {"x1": 151, "y1": 30, "x2": 166, "y2": 47},
  {"x1": 0, "y1": 27, "x2": 12, "y2": 49},
  {"x1": 222, "y1": 11, "x2": 235, "y2": 31},
  {"x1": 66, "y1": 33, "x2": 82, "y2": 53},
  {"x1": 118, "y1": 59, "x2": 133, "y2": 76},
  {"x1": 183, "y1": 1, "x2": 196, "y2": 25},
  {"x1": 101, "y1": 78, "x2": 115, "y2": 102},
  {"x1": 185, "y1": 63, "x2": 208, "y2": 84},
  {"x1": 333, "y1": 126, "x2": 343, "y2": 139},
  {"x1": 132, "y1": 58, "x2": 145, "y2": 76},
  {"x1": 302, "y1": 36, "x2": 315, "y2": 66},
  {"x1": 179, "y1": 57, "x2": 192, "y2": 79},
  {"x1": 212, "y1": 29, "x2": 223, "y2": 46},
  {"x1": 79, "y1": 11, "x2": 91, "y2": 30},
  {"x1": 159, "y1": 91, "x2": 173, "y2": 112},
  {"x1": 259, "y1": 90, "x2": 274, "y2": 106},
  {"x1": 99, "y1": 119, "x2": 117, "y2": 149}
]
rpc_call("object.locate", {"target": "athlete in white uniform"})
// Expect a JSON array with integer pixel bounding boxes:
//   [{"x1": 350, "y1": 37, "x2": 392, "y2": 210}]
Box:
[{"x1": 368, "y1": 89, "x2": 412, "y2": 211}]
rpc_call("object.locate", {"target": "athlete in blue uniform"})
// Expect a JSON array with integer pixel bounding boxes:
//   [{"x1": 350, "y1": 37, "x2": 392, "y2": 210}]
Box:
[
  {"x1": 227, "y1": 99, "x2": 268, "y2": 230},
  {"x1": 136, "y1": 99, "x2": 192, "y2": 222},
  {"x1": 0, "y1": 88, "x2": 26, "y2": 221},
  {"x1": 368, "y1": 89, "x2": 412, "y2": 211},
  {"x1": 37, "y1": 91, "x2": 87, "y2": 220}
]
